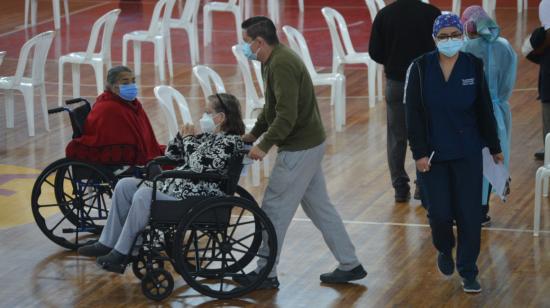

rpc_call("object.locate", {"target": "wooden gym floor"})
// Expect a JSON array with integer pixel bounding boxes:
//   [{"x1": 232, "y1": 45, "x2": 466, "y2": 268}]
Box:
[{"x1": 0, "y1": 0, "x2": 549, "y2": 306}]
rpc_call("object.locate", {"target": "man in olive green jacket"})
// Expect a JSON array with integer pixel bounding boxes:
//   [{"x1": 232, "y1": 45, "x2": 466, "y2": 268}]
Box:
[{"x1": 234, "y1": 16, "x2": 366, "y2": 289}]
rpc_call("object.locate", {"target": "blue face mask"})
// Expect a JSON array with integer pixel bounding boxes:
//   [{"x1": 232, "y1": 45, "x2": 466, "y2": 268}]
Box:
[
  {"x1": 241, "y1": 42, "x2": 258, "y2": 61},
  {"x1": 118, "y1": 83, "x2": 138, "y2": 101},
  {"x1": 437, "y1": 38, "x2": 464, "y2": 58}
]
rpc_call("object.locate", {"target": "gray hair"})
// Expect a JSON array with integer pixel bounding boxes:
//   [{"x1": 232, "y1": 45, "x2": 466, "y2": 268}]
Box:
[{"x1": 105, "y1": 66, "x2": 133, "y2": 90}]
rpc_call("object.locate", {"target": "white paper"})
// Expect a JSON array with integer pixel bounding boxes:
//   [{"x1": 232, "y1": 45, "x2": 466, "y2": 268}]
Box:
[{"x1": 482, "y1": 147, "x2": 510, "y2": 202}]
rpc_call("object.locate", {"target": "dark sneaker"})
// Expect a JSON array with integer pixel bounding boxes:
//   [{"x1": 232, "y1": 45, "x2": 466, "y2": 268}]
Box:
[
  {"x1": 77, "y1": 242, "x2": 111, "y2": 257},
  {"x1": 437, "y1": 252, "x2": 454, "y2": 276},
  {"x1": 414, "y1": 180, "x2": 421, "y2": 200},
  {"x1": 232, "y1": 272, "x2": 280, "y2": 290},
  {"x1": 320, "y1": 265, "x2": 367, "y2": 283},
  {"x1": 535, "y1": 151, "x2": 545, "y2": 161},
  {"x1": 481, "y1": 215, "x2": 491, "y2": 227},
  {"x1": 395, "y1": 191, "x2": 411, "y2": 203},
  {"x1": 462, "y1": 278, "x2": 482, "y2": 293},
  {"x1": 96, "y1": 250, "x2": 128, "y2": 274}
]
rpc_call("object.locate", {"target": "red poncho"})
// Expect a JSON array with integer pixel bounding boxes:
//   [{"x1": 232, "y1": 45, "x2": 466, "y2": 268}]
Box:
[{"x1": 65, "y1": 91, "x2": 165, "y2": 165}]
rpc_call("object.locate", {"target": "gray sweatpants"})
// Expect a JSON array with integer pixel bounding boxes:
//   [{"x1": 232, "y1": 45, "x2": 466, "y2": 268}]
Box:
[
  {"x1": 256, "y1": 142, "x2": 361, "y2": 277},
  {"x1": 98, "y1": 178, "x2": 176, "y2": 255}
]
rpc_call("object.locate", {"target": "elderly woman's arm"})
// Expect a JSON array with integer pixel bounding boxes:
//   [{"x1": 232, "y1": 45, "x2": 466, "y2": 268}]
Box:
[{"x1": 164, "y1": 133, "x2": 199, "y2": 161}]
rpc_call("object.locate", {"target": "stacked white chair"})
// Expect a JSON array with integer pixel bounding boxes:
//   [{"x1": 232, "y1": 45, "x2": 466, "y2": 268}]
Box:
[
  {"x1": 0, "y1": 31, "x2": 55, "y2": 137},
  {"x1": 170, "y1": 0, "x2": 200, "y2": 65},
  {"x1": 58, "y1": 9, "x2": 121, "y2": 106},
  {"x1": 154, "y1": 85, "x2": 193, "y2": 141},
  {"x1": 203, "y1": 0, "x2": 244, "y2": 46},
  {"x1": 192, "y1": 64, "x2": 268, "y2": 187},
  {"x1": 122, "y1": 0, "x2": 176, "y2": 81},
  {"x1": 231, "y1": 45, "x2": 264, "y2": 120},
  {"x1": 282, "y1": 25, "x2": 346, "y2": 131},
  {"x1": 25, "y1": 0, "x2": 69, "y2": 30},
  {"x1": 534, "y1": 133, "x2": 550, "y2": 236},
  {"x1": 321, "y1": 7, "x2": 378, "y2": 108}
]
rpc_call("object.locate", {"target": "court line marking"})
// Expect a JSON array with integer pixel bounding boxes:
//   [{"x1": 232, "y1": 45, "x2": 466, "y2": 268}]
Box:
[{"x1": 0, "y1": 2, "x2": 110, "y2": 38}]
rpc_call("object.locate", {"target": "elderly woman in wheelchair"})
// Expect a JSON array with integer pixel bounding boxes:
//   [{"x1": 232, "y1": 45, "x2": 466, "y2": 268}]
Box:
[{"x1": 77, "y1": 93, "x2": 245, "y2": 271}]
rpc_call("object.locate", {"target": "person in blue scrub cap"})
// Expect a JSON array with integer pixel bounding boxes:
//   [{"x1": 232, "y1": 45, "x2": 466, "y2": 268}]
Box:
[{"x1": 461, "y1": 5, "x2": 517, "y2": 226}]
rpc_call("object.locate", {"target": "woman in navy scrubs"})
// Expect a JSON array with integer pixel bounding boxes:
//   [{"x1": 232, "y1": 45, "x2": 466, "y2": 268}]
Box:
[{"x1": 404, "y1": 14, "x2": 503, "y2": 293}]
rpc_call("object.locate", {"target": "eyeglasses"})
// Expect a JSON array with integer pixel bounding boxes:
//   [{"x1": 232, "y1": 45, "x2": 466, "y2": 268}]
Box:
[{"x1": 436, "y1": 33, "x2": 463, "y2": 41}]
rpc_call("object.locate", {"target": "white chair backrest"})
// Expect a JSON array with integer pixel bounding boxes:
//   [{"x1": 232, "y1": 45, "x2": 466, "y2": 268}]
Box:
[
  {"x1": 192, "y1": 65, "x2": 226, "y2": 100},
  {"x1": 84, "y1": 9, "x2": 121, "y2": 60},
  {"x1": 14, "y1": 31, "x2": 54, "y2": 85},
  {"x1": 154, "y1": 85, "x2": 193, "y2": 140},
  {"x1": 282, "y1": 25, "x2": 318, "y2": 79},
  {"x1": 147, "y1": 0, "x2": 176, "y2": 35},
  {"x1": 321, "y1": 7, "x2": 357, "y2": 58},
  {"x1": 232, "y1": 44, "x2": 262, "y2": 118},
  {"x1": 364, "y1": 0, "x2": 385, "y2": 21},
  {"x1": 175, "y1": 0, "x2": 200, "y2": 25}
]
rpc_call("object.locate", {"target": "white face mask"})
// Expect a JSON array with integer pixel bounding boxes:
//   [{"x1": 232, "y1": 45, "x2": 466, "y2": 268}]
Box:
[{"x1": 200, "y1": 113, "x2": 218, "y2": 133}]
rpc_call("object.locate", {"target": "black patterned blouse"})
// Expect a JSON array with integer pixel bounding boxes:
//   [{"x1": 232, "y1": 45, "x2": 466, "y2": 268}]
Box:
[{"x1": 146, "y1": 132, "x2": 243, "y2": 200}]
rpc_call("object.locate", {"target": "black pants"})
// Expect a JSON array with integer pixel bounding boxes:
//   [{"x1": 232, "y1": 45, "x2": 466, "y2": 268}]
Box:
[
  {"x1": 417, "y1": 152, "x2": 482, "y2": 280},
  {"x1": 386, "y1": 79, "x2": 410, "y2": 193}
]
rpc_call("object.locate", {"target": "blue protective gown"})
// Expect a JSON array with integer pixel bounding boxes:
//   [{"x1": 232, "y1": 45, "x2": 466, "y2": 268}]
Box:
[{"x1": 462, "y1": 32, "x2": 517, "y2": 205}]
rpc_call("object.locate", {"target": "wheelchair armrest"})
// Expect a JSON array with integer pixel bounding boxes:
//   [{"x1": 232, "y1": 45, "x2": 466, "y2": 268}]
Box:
[{"x1": 148, "y1": 156, "x2": 183, "y2": 167}]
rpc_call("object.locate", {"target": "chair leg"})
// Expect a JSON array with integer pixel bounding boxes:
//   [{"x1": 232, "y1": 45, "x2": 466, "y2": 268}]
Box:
[
  {"x1": 251, "y1": 160, "x2": 260, "y2": 187},
  {"x1": 24, "y1": 0, "x2": 30, "y2": 28},
  {"x1": 203, "y1": 7, "x2": 212, "y2": 46},
  {"x1": 39, "y1": 84, "x2": 50, "y2": 131},
  {"x1": 58, "y1": 60, "x2": 64, "y2": 106},
  {"x1": 377, "y1": 65, "x2": 383, "y2": 102},
  {"x1": 339, "y1": 75, "x2": 346, "y2": 126},
  {"x1": 5, "y1": 90, "x2": 14, "y2": 128},
  {"x1": 21, "y1": 87, "x2": 35, "y2": 136},
  {"x1": 155, "y1": 39, "x2": 165, "y2": 81},
  {"x1": 71, "y1": 63, "x2": 80, "y2": 99},
  {"x1": 263, "y1": 155, "x2": 270, "y2": 178},
  {"x1": 165, "y1": 35, "x2": 174, "y2": 79},
  {"x1": 367, "y1": 60, "x2": 376, "y2": 108},
  {"x1": 235, "y1": 9, "x2": 243, "y2": 42},
  {"x1": 122, "y1": 38, "x2": 128, "y2": 66},
  {"x1": 133, "y1": 41, "x2": 141, "y2": 77},
  {"x1": 31, "y1": 0, "x2": 38, "y2": 26},
  {"x1": 534, "y1": 168, "x2": 544, "y2": 236},
  {"x1": 63, "y1": 0, "x2": 70, "y2": 25},
  {"x1": 544, "y1": 177, "x2": 549, "y2": 197},
  {"x1": 52, "y1": 0, "x2": 61, "y2": 30},
  {"x1": 93, "y1": 62, "x2": 104, "y2": 95},
  {"x1": 189, "y1": 26, "x2": 199, "y2": 65}
]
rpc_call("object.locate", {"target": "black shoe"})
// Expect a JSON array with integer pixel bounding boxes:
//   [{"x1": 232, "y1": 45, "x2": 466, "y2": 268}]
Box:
[
  {"x1": 437, "y1": 252, "x2": 454, "y2": 276},
  {"x1": 395, "y1": 191, "x2": 411, "y2": 203},
  {"x1": 535, "y1": 151, "x2": 545, "y2": 161},
  {"x1": 77, "y1": 242, "x2": 111, "y2": 257},
  {"x1": 96, "y1": 250, "x2": 129, "y2": 274},
  {"x1": 232, "y1": 272, "x2": 280, "y2": 289},
  {"x1": 413, "y1": 181, "x2": 421, "y2": 200},
  {"x1": 481, "y1": 215, "x2": 491, "y2": 227},
  {"x1": 462, "y1": 277, "x2": 482, "y2": 293},
  {"x1": 320, "y1": 265, "x2": 367, "y2": 283}
]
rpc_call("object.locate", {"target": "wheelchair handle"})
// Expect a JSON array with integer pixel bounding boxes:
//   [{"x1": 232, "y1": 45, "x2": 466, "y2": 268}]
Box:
[
  {"x1": 48, "y1": 107, "x2": 67, "y2": 114},
  {"x1": 65, "y1": 98, "x2": 90, "y2": 105}
]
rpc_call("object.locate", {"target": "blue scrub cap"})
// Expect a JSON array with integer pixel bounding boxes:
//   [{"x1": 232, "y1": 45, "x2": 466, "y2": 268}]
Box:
[{"x1": 433, "y1": 13, "x2": 464, "y2": 36}]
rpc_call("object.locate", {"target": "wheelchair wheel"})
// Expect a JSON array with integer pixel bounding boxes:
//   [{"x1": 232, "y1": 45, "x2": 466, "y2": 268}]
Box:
[
  {"x1": 31, "y1": 158, "x2": 115, "y2": 250},
  {"x1": 132, "y1": 248, "x2": 165, "y2": 280},
  {"x1": 173, "y1": 197, "x2": 277, "y2": 299},
  {"x1": 141, "y1": 268, "x2": 174, "y2": 301}
]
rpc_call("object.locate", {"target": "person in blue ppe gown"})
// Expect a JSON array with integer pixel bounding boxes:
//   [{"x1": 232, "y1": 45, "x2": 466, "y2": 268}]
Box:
[
  {"x1": 461, "y1": 5, "x2": 517, "y2": 226},
  {"x1": 405, "y1": 13, "x2": 503, "y2": 294}
]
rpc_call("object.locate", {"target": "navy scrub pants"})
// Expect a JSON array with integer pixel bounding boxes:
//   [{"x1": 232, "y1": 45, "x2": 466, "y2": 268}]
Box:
[{"x1": 418, "y1": 151, "x2": 482, "y2": 280}]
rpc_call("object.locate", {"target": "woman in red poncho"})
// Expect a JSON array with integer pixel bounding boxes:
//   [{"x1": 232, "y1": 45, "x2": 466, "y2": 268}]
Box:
[{"x1": 65, "y1": 66, "x2": 164, "y2": 165}]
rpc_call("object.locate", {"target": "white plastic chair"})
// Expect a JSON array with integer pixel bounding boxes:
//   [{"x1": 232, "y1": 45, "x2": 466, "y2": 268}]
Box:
[
  {"x1": 231, "y1": 45, "x2": 264, "y2": 120},
  {"x1": 534, "y1": 133, "x2": 550, "y2": 236},
  {"x1": 321, "y1": 7, "x2": 378, "y2": 108},
  {"x1": 364, "y1": 0, "x2": 385, "y2": 106},
  {"x1": 283, "y1": 25, "x2": 346, "y2": 131},
  {"x1": 25, "y1": 0, "x2": 69, "y2": 30},
  {"x1": 170, "y1": 0, "x2": 200, "y2": 65},
  {"x1": 154, "y1": 85, "x2": 193, "y2": 141},
  {"x1": 192, "y1": 65, "x2": 226, "y2": 100},
  {"x1": 122, "y1": 0, "x2": 175, "y2": 81},
  {"x1": 267, "y1": 0, "x2": 304, "y2": 24},
  {"x1": 203, "y1": 0, "x2": 244, "y2": 46},
  {"x1": 58, "y1": 9, "x2": 120, "y2": 106},
  {"x1": 0, "y1": 31, "x2": 55, "y2": 137}
]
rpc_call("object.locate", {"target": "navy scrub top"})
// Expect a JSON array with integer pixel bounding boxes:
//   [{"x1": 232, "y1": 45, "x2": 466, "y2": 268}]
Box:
[{"x1": 423, "y1": 51, "x2": 484, "y2": 162}]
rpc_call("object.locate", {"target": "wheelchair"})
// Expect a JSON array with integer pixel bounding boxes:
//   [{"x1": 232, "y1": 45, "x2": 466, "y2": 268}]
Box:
[
  {"x1": 30, "y1": 98, "x2": 142, "y2": 250},
  {"x1": 123, "y1": 152, "x2": 277, "y2": 300}
]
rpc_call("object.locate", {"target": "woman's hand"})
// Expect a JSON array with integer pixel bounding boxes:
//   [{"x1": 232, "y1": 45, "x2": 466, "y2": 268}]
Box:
[
  {"x1": 181, "y1": 124, "x2": 195, "y2": 136},
  {"x1": 492, "y1": 152, "x2": 504, "y2": 164},
  {"x1": 242, "y1": 133, "x2": 257, "y2": 143},
  {"x1": 416, "y1": 157, "x2": 431, "y2": 173}
]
